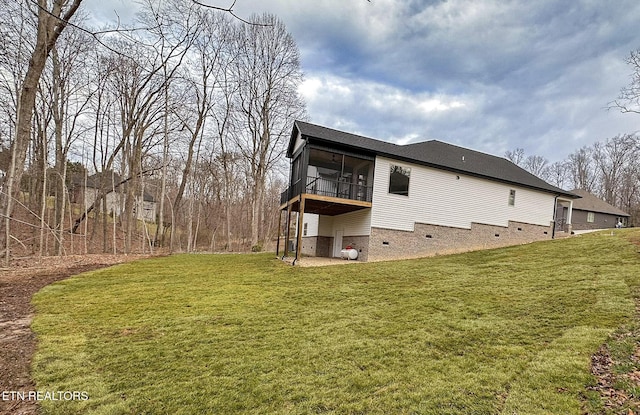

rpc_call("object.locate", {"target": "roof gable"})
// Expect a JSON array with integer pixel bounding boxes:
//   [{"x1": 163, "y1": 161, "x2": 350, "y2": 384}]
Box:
[
  {"x1": 289, "y1": 120, "x2": 399, "y2": 157},
  {"x1": 289, "y1": 120, "x2": 577, "y2": 198}
]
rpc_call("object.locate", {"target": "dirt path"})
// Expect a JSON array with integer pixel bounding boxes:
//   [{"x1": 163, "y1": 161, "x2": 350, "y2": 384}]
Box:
[{"x1": 0, "y1": 255, "x2": 150, "y2": 415}]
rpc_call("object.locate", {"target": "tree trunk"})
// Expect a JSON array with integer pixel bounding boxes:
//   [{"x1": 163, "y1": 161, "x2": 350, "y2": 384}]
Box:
[
  {"x1": 38, "y1": 118, "x2": 48, "y2": 259},
  {"x1": 1, "y1": 0, "x2": 82, "y2": 265}
]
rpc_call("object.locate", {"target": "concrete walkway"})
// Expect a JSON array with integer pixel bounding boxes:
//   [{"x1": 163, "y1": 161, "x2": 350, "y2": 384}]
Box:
[
  {"x1": 572, "y1": 228, "x2": 620, "y2": 235},
  {"x1": 280, "y1": 256, "x2": 361, "y2": 267}
]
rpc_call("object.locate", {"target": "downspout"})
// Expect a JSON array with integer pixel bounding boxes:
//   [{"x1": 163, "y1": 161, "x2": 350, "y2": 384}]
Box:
[{"x1": 552, "y1": 195, "x2": 558, "y2": 239}]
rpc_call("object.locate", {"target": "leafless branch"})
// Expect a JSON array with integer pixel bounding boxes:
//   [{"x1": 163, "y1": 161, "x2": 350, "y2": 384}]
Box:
[
  {"x1": 26, "y1": 0, "x2": 161, "y2": 60},
  {"x1": 610, "y1": 49, "x2": 640, "y2": 115},
  {"x1": 190, "y1": 0, "x2": 271, "y2": 25}
]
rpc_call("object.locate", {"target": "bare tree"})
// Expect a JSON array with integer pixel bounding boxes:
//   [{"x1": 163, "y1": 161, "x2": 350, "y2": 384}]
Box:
[
  {"x1": 33, "y1": 81, "x2": 53, "y2": 256},
  {"x1": 0, "y1": 2, "x2": 33, "y2": 167},
  {"x1": 1, "y1": 0, "x2": 82, "y2": 264},
  {"x1": 567, "y1": 146, "x2": 596, "y2": 193},
  {"x1": 1, "y1": 0, "x2": 308, "y2": 260},
  {"x1": 617, "y1": 160, "x2": 640, "y2": 224},
  {"x1": 73, "y1": 18, "x2": 191, "y2": 251},
  {"x1": 593, "y1": 134, "x2": 640, "y2": 205},
  {"x1": 198, "y1": 12, "x2": 239, "y2": 250},
  {"x1": 546, "y1": 161, "x2": 570, "y2": 189},
  {"x1": 505, "y1": 148, "x2": 525, "y2": 166},
  {"x1": 505, "y1": 148, "x2": 550, "y2": 182},
  {"x1": 523, "y1": 155, "x2": 550, "y2": 180},
  {"x1": 612, "y1": 49, "x2": 640, "y2": 114},
  {"x1": 164, "y1": 4, "x2": 217, "y2": 230},
  {"x1": 47, "y1": 22, "x2": 95, "y2": 254},
  {"x1": 233, "y1": 13, "x2": 306, "y2": 249}
]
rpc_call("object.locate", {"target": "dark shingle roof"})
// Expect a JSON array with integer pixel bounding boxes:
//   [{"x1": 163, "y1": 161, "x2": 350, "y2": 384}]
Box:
[
  {"x1": 569, "y1": 189, "x2": 630, "y2": 216},
  {"x1": 290, "y1": 120, "x2": 577, "y2": 198},
  {"x1": 288, "y1": 121, "x2": 399, "y2": 156}
]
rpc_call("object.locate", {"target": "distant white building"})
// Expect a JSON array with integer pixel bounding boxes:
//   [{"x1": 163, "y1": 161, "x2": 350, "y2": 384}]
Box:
[{"x1": 74, "y1": 171, "x2": 157, "y2": 223}]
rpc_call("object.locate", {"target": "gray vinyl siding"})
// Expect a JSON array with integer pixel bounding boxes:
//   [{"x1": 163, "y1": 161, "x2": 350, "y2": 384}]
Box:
[{"x1": 571, "y1": 210, "x2": 621, "y2": 230}]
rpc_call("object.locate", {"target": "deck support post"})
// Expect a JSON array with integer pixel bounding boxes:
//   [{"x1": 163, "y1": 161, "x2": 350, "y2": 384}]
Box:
[
  {"x1": 284, "y1": 203, "x2": 292, "y2": 258},
  {"x1": 276, "y1": 209, "x2": 283, "y2": 257},
  {"x1": 294, "y1": 195, "x2": 305, "y2": 265}
]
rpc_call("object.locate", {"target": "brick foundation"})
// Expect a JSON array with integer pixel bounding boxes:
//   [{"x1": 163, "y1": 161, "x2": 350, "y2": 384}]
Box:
[
  {"x1": 301, "y1": 236, "x2": 331, "y2": 257},
  {"x1": 368, "y1": 221, "x2": 552, "y2": 261},
  {"x1": 341, "y1": 235, "x2": 369, "y2": 262}
]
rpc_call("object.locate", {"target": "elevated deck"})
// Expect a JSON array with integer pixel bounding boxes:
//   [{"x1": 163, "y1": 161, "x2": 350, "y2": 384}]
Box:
[{"x1": 280, "y1": 176, "x2": 372, "y2": 215}]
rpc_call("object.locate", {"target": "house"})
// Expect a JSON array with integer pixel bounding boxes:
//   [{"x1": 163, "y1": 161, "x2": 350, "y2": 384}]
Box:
[
  {"x1": 556, "y1": 189, "x2": 630, "y2": 231},
  {"x1": 73, "y1": 171, "x2": 157, "y2": 223},
  {"x1": 278, "y1": 121, "x2": 579, "y2": 263}
]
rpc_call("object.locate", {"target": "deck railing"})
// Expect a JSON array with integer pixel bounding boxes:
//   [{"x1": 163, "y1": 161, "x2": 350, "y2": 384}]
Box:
[{"x1": 280, "y1": 176, "x2": 372, "y2": 205}]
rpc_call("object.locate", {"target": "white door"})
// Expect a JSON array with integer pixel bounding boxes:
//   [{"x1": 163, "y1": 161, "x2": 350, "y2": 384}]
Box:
[{"x1": 333, "y1": 230, "x2": 344, "y2": 257}]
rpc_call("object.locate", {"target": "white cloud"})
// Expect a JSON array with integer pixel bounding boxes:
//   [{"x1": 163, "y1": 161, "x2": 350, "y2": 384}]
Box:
[
  {"x1": 88, "y1": 0, "x2": 640, "y2": 162},
  {"x1": 298, "y1": 73, "x2": 474, "y2": 144},
  {"x1": 417, "y1": 99, "x2": 465, "y2": 113}
]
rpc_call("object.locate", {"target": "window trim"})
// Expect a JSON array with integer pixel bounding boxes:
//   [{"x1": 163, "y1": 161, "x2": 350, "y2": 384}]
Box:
[
  {"x1": 587, "y1": 212, "x2": 595, "y2": 223},
  {"x1": 508, "y1": 189, "x2": 516, "y2": 206}
]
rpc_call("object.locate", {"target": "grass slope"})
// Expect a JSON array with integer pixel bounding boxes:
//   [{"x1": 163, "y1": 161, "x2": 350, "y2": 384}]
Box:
[{"x1": 31, "y1": 230, "x2": 640, "y2": 414}]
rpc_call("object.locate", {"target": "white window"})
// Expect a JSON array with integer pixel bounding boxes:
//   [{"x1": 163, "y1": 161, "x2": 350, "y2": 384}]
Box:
[
  {"x1": 587, "y1": 212, "x2": 595, "y2": 223},
  {"x1": 508, "y1": 189, "x2": 516, "y2": 206}
]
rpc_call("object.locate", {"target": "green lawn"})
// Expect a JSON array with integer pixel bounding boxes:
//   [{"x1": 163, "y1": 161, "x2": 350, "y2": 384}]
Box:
[{"x1": 31, "y1": 230, "x2": 640, "y2": 414}]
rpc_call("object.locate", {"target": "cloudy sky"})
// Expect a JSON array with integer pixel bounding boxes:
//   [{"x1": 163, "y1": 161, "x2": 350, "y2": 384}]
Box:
[{"x1": 90, "y1": 0, "x2": 640, "y2": 162}]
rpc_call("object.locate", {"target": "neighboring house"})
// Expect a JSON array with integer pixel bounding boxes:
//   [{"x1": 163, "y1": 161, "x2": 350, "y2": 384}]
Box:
[
  {"x1": 73, "y1": 171, "x2": 157, "y2": 223},
  {"x1": 556, "y1": 189, "x2": 630, "y2": 231},
  {"x1": 278, "y1": 121, "x2": 579, "y2": 262}
]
